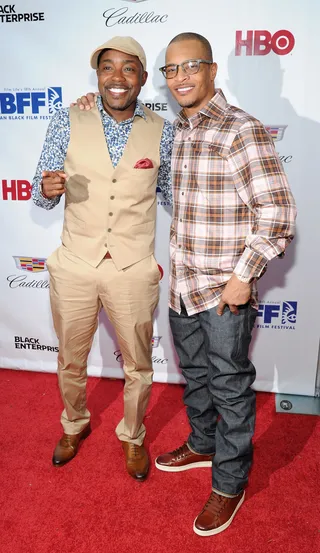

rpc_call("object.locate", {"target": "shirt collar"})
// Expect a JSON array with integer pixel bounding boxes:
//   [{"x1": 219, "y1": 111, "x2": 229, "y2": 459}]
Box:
[
  {"x1": 96, "y1": 95, "x2": 147, "y2": 122},
  {"x1": 175, "y1": 88, "x2": 227, "y2": 129}
]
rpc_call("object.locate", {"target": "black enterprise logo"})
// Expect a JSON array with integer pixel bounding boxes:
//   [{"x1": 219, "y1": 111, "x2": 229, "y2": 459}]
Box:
[
  {"x1": 0, "y1": 5, "x2": 45, "y2": 23},
  {"x1": 144, "y1": 101, "x2": 168, "y2": 112},
  {"x1": 103, "y1": 6, "x2": 168, "y2": 27},
  {"x1": 14, "y1": 336, "x2": 58, "y2": 353}
]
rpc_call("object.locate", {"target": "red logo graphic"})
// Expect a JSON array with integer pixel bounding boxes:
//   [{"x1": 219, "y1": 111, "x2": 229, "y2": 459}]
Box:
[
  {"x1": 235, "y1": 30, "x2": 295, "y2": 56},
  {"x1": 2, "y1": 179, "x2": 31, "y2": 200},
  {"x1": 158, "y1": 264, "x2": 164, "y2": 280}
]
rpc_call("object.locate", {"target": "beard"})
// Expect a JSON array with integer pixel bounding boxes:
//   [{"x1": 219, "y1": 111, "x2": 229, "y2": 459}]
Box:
[
  {"x1": 177, "y1": 98, "x2": 197, "y2": 108},
  {"x1": 105, "y1": 98, "x2": 134, "y2": 111}
]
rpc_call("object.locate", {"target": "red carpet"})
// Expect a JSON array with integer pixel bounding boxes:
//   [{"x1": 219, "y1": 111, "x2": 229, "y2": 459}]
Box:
[{"x1": 0, "y1": 368, "x2": 319, "y2": 553}]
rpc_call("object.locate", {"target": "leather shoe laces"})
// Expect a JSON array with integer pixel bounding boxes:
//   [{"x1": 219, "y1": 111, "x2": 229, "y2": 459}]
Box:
[
  {"x1": 169, "y1": 443, "x2": 190, "y2": 459},
  {"x1": 131, "y1": 444, "x2": 140, "y2": 458},
  {"x1": 203, "y1": 493, "x2": 229, "y2": 519}
]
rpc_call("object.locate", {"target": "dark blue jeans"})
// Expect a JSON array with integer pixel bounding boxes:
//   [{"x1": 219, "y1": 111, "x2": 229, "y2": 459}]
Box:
[{"x1": 169, "y1": 298, "x2": 257, "y2": 495}]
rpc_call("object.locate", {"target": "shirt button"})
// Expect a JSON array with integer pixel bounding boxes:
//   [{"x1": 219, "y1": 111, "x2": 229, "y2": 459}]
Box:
[
  {"x1": 184, "y1": 165, "x2": 187, "y2": 168},
  {"x1": 110, "y1": 196, "x2": 115, "y2": 200},
  {"x1": 179, "y1": 219, "x2": 182, "y2": 222},
  {"x1": 108, "y1": 228, "x2": 112, "y2": 232},
  {"x1": 112, "y1": 179, "x2": 117, "y2": 183},
  {"x1": 178, "y1": 245, "x2": 181, "y2": 248},
  {"x1": 188, "y1": 137, "x2": 191, "y2": 141},
  {"x1": 181, "y1": 192, "x2": 184, "y2": 195},
  {"x1": 109, "y1": 212, "x2": 113, "y2": 216}
]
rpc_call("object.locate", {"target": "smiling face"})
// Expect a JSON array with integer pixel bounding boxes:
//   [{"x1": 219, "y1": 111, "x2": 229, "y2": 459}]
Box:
[
  {"x1": 96, "y1": 49, "x2": 148, "y2": 121},
  {"x1": 165, "y1": 39, "x2": 217, "y2": 117}
]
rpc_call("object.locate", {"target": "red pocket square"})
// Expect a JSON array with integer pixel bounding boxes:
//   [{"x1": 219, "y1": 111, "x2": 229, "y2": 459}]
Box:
[{"x1": 134, "y1": 158, "x2": 154, "y2": 169}]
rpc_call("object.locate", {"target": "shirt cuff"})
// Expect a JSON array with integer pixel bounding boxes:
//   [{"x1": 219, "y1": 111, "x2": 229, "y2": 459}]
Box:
[{"x1": 233, "y1": 248, "x2": 268, "y2": 282}]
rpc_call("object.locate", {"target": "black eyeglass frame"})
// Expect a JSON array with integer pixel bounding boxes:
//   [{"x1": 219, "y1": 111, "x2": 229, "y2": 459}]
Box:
[{"x1": 159, "y1": 59, "x2": 213, "y2": 79}]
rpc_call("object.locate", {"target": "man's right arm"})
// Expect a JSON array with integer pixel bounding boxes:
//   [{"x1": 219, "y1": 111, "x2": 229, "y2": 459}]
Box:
[{"x1": 32, "y1": 108, "x2": 70, "y2": 210}]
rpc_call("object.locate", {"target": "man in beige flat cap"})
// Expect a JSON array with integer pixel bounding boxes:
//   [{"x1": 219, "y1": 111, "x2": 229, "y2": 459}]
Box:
[{"x1": 32, "y1": 36, "x2": 173, "y2": 480}]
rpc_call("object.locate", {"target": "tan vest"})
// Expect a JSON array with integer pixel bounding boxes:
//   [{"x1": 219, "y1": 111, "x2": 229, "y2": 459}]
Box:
[{"x1": 62, "y1": 104, "x2": 164, "y2": 269}]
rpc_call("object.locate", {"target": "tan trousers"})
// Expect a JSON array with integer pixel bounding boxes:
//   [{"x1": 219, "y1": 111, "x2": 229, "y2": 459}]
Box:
[{"x1": 47, "y1": 246, "x2": 160, "y2": 445}]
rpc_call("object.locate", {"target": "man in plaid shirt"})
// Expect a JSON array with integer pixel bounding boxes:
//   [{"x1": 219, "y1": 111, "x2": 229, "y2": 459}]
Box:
[
  {"x1": 76, "y1": 31, "x2": 296, "y2": 537},
  {"x1": 155, "y1": 32, "x2": 296, "y2": 536}
]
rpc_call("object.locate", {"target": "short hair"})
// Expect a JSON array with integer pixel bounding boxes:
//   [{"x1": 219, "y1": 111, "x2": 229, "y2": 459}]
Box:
[
  {"x1": 168, "y1": 33, "x2": 213, "y2": 61},
  {"x1": 97, "y1": 49, "x2": 108, "y2": 68}
]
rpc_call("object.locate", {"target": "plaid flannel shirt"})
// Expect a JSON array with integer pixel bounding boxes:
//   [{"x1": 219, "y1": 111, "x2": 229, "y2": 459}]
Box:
[{"x1": 169, "y1": 89, "x2": 296, "y2": 315}]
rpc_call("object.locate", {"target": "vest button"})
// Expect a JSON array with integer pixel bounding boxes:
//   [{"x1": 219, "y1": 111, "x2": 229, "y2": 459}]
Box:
[
  {"x1": 110, "y1": 195, "x2": 115, "y2": 200},
  {"x1": 112, "y1": 179, "x2": 117, "y2": 183},
  {"x1": 108, "y1": 228, "x2": 112, "y2": 232},
  {"x1": 109, "y1": 212, "x2": 113, "y2": 216}
]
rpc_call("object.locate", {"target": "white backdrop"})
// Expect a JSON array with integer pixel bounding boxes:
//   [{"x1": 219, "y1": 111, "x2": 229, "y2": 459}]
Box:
[{"x1": 1, "y1": 0, "x2": 319, "y2": 395}]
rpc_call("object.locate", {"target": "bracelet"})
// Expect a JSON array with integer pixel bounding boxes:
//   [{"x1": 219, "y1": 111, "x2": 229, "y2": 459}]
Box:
[{"x1": 40, "y1": 183, "x2": 50, "y2": 200}]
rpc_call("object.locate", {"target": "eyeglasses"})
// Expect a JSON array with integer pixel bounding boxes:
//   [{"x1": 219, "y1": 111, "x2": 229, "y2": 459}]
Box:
[{"x1": 159, "y1": 59, "x2": 213, "y2": 79}]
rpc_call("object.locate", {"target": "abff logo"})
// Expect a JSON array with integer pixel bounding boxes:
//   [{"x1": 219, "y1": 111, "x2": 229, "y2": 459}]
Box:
[
  {"x1": 257, "y1": 301, "x2": 298, "y2": 326},
  {"x1": 0, "y1": 87, "x2": 62, "y2": 115},
  {"x1": 235, "y1": 30, "x2": 295, "y2": 56}
]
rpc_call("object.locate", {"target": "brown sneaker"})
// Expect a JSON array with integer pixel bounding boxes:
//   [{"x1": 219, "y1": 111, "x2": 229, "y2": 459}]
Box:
[
  {"x1": 194, "y1": 490, "x2": 245, "y2": 536},
  {"x1": 155, "y1": 442, "x2": 213, "y2": 472},
  {"x1": 121, "y1": 442, "x2": 149, "y2": 481},
  {"x1": 52, "y1": 424, "x2": 91, "y2": 467}
]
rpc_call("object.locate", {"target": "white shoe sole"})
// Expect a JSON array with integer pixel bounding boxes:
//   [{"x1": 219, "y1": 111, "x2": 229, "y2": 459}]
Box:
[
  {"x1": 155, "y1": 460, "x2": 212, "y2": 472},
  {"x1": 193, "y1": 491, "x2": 245, "y2": 536}
]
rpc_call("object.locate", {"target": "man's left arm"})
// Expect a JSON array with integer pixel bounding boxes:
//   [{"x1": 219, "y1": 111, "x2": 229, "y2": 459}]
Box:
[
  {"x1": 157, "y1": 120, "x2": 173, "y2": 206},
  {"x1": 230, "y1": 119, "x2": 296, "y2": 281},
  {"x1": 217, "y1": 119, "x2": 296, "y2": 315}
]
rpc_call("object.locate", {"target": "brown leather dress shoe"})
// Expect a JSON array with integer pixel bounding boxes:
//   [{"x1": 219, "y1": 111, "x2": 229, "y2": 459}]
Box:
[
  {"x1": 193, "y1": 490, "x2": 245, "y2": 536},
  {"x1": 121, "y1": 442, "x2": 149, "y2": 481},
  {"x1": 155, "y1": 442, "x2": 213, "y2": 472},
  {"x1": 52, "y1": 424, "x2": 91, "y2": 467}
]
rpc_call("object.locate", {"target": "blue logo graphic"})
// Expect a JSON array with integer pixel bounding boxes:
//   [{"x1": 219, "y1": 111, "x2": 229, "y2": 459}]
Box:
[
  {"x1": 47, "y1": 87, "x2": 63, "y2": 114},
  {"x1": 257, "y1": 301, "x2": 298, "y2": 330},
  {"x1": 281, "y1": 301, "x2": 297, "y2": 325}
]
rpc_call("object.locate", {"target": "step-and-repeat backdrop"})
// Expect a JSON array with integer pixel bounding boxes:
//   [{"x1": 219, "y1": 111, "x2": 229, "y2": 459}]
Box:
[{"x1": 1, "y1": 0, "x2": 319, "y2": 395}]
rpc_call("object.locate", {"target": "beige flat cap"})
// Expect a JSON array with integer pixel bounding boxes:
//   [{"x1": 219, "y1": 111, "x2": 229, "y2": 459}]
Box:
[{"x1": 90, "y1": 36, "x2": 147, "y2": 70}]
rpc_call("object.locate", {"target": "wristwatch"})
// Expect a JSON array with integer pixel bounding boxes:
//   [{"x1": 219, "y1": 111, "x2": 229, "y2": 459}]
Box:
[{"x1": 235, "y1": 274, "x2": 255, "y2": 284}]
